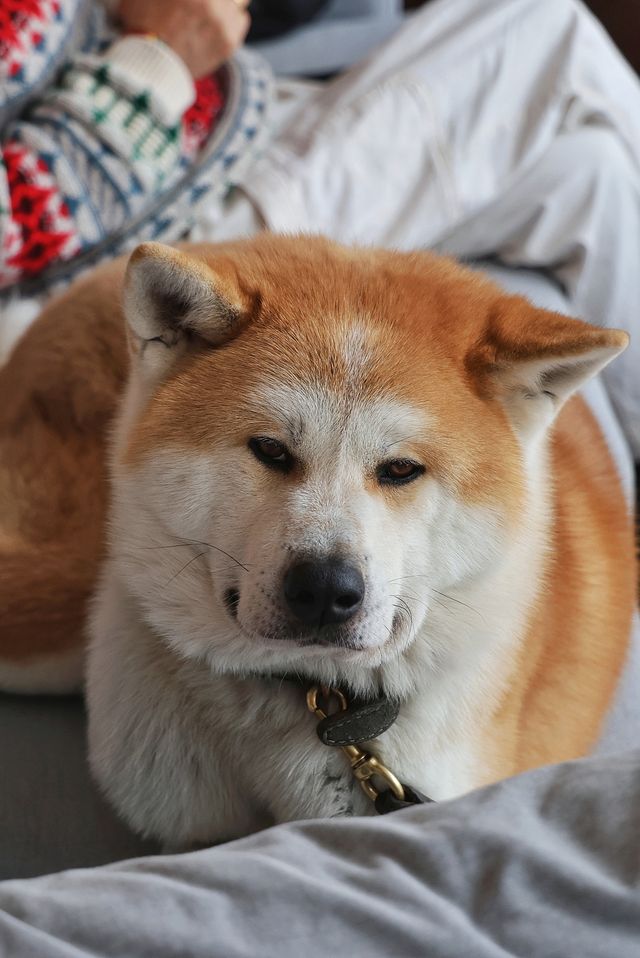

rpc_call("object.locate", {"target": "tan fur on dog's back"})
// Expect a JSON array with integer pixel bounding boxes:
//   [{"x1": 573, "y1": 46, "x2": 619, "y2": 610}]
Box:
[
  {"x1": 0, "y1": 261, "x2": 127, "y2": 683},
  {"x1": 0, "y1": 235, "x2": 635, "y2": 778},
  {"x1": 486, "y1": 397, "x2": 636, "y2": 777}
]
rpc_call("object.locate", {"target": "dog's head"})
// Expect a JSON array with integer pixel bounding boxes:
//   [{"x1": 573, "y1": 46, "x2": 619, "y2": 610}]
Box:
[{"x1": 112, "y1": 237, "x2": 627, "y2": 693}]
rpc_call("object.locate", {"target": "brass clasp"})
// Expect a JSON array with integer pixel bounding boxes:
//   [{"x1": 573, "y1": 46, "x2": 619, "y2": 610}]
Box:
[{"x1": 307, "y1": 686, "x2": 405, "y2": 804}]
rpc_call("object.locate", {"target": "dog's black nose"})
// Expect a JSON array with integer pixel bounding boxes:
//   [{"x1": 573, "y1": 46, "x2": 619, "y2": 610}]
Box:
[{"x1": 283, "y1": 558, "x2": 365, "y2": 628}]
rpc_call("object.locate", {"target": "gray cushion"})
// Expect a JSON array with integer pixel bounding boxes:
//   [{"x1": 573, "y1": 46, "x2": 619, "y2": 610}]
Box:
[{"x1": 0, "y1": 695, "x2": 154, "y2": 880}]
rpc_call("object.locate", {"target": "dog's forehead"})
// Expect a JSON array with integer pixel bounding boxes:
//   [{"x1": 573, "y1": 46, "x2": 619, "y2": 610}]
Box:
[
  {"x1": 251, "y1": 377, "x2": 428, "y2": 455},
  {"x1": 243, "y1": 315, "x2": 424, "y2": 444}
]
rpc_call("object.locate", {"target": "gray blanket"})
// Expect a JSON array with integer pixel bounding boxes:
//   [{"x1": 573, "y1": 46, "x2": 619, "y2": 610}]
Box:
[{"x1": 1, "y1": 749, "x2": 639, "y2": 957}]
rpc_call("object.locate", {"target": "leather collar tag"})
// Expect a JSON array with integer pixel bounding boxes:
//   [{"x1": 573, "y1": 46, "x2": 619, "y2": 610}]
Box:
[{"x1": 316, "y1": 694, "x2": 400, "y2": 746}]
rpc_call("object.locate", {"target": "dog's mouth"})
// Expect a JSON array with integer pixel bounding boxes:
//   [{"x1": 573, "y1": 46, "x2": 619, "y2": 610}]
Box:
[
  {"x1": 224, "y1": 586, "x2": 406, "y2": 652},
  {"x1": 224, "y1": 586, "x2": 359, "y2": 648},
  {"x1": 224, "y1": 588, "x2": 240, "y2": 619}
]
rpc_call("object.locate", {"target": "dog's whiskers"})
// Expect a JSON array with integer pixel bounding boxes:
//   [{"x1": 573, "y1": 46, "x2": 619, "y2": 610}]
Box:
[
  {"x1": 388, "y1": 574, "x2": 431, "y2": 583},
  {"x1": 143, "y1": 536, "x2": 250, "y2": 573},
  {"x1": 389, "y1": 580, "x2": 450, "y2": 619},
  {"x1": 388, "y1": 574, "x2": 483, "y2": 621},
  {"x1": 143, "y1": 543, "x2": 201, "y2": 551},
  {"x1": 396, "y1": 588, "x2": 430, "y2": 612},
  {"x1": 384, "y1": 433, "x2": 426, "y2": 451},
  {"x1": 165, "y1": 551, "x2": 208, "y2": 586},
  {"x1": 429, "y1": 588, "x2": 482, "y2": 619},
  {"x1": 401, "y1": 587, "x2": 464, "y2": 622},
  {"x1": 391, "y1": 595, "x2": 415, "y2": 639},
  {"x1": 171, "y1": 536, "x2": 250, "y2": 573}
]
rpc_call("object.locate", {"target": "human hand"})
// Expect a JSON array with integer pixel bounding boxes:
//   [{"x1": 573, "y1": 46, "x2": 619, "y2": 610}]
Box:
[{"x1": 116, "y1": 0, "x2": 251, "y2": 77}]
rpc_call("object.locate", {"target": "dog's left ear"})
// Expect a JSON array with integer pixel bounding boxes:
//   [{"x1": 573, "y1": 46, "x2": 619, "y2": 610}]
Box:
[
  {"x1": 469, "y1": 297, "x2": 628, "y2": 441},
  {"x1": 123, "y1": 242, "x2": 246, "y2": 381}
]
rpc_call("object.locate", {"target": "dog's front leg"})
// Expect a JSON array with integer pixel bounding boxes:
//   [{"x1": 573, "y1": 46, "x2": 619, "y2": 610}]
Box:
[
  {"x1": 87, "y1": 575, "x2": 274, "y2": 849},
  {"x1": 255, "y1": 742, "x2": 373, "y2": 825}
]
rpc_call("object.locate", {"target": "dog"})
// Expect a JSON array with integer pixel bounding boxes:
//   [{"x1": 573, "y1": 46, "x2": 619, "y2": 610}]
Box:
[{"x1": 0, "y1": 235, "x2": 635, "y2": 847}]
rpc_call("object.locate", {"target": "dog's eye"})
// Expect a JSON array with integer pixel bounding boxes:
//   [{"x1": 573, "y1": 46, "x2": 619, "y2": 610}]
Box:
[
  {"x1": 248, "y1": 437, "x2": 292, "y2": 471},
  {"x1": 377, "y1": 459, "x2": 425, "y2": 486}
]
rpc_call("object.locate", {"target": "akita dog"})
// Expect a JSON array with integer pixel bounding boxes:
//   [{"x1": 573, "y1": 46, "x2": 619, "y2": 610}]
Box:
[{"x1": 0, "y1": 236, "x2": 635, "y2": 846}]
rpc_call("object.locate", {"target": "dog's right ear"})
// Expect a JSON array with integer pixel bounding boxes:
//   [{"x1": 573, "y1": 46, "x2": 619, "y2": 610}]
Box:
[{"x1": 123, "y1": 242, "x2": 247, "y2": 381}]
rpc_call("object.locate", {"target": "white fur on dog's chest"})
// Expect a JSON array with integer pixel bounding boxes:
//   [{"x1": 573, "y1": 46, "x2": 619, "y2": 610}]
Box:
[
  {"x1": 374, "y1": 710, "x2": 485, "y2": 801},
  {"x1": 88, "y1": 571, "x2": 493, "y2": 848},
  {"x1": 88, "y1": 572, "x2": 373, "y2": 846}
]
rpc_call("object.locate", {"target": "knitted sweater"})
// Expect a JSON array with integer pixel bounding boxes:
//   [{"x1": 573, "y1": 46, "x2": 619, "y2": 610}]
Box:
[{"x1": 0, "y1": 0, "x2": 243, "y2": 291}]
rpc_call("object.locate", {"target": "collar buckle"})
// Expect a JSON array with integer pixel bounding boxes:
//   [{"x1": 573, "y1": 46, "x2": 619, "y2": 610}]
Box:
[{"x1": 306, "y1": 685, "x2": 405, "y2": 803}]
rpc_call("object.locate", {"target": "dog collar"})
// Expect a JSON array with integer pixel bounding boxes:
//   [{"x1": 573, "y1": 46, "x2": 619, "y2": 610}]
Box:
[
  {"x1": 307, "y1": 684, "x2": 433, "y2": 814},
  {"x1": 267, "y1": 672, "x2": 401, "y2": 744},
  {"x1": 257, "y1": 673, "x2": 433, "y2": 813}
]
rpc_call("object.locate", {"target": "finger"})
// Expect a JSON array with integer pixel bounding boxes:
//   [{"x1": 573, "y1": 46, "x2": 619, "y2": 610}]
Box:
[
  {"x1": 210, "y1": 10, "x2": 250, "y2": 61},
  {"x1": 221, "y1": 10, "x2": 250, "y2": 51},
  {"x1": 226, "y1": 7, "x2": 251, "y2": 42},
  {"x1": 238, "y1": 9, "x2": 251, "y2": 41}
]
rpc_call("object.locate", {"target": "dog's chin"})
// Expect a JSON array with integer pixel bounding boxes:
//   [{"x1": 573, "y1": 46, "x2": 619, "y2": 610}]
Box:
[
  {"x1": 231, "y1": 630, "x2": 383, "y2": 690},
  {"x1": 231, "y1": 616, "x2": 412, "y2": 671},
  {"x1": 236, "y1": 623, "x2": 374, "y2": 656}
]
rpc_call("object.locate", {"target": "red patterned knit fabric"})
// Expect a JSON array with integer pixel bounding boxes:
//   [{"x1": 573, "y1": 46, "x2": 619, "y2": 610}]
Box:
[
  {"x1": 0, "y1": 0, "x2": 224, "y2": 287},
  {"x1": 0, "y1": 0, "x2": 54, "y2": 77},
  {"x1": 2, "y1": 143, "x2": 80, "y2": 280},
  {"x1": 182, "y1": 73, "x2": 225, "y2": 158},
  {"x1": 0, "y1": 0, "x2": 230, "y2": 287}
]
